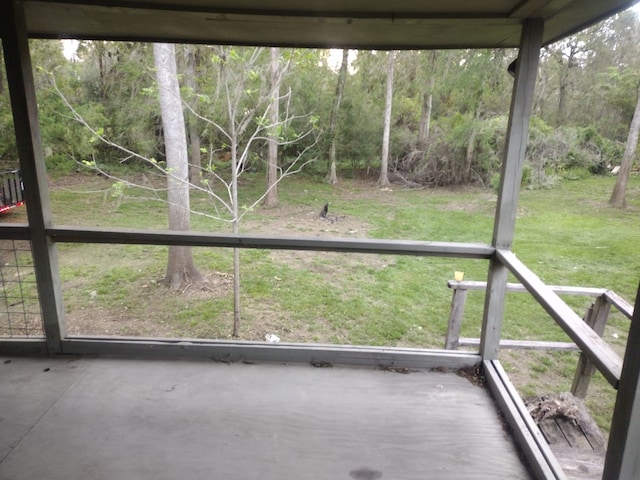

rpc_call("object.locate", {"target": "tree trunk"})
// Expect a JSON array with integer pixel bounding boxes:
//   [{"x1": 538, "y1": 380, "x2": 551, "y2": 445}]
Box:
[
  {"x1": 418, "y1": 90, "x2": 433, "y2": 150},
  {"x1": 464, "y1": 104, "x2": 482, "y2": 182},
  {"x1": 264, "y1": 47, "x2": 280, "y2": 207},
  {"x1": 97, "y1": 42, "x2": 106, "y2": 100},
  {"x1": 610, "y1": 86, "x2": 640, "y2": 208},
  {"x1": 556, "y1": 47, "x2": 576, "y2": 125},
  {"x1": 327, "y1": 49, "x2": 349, "y2": 185},
  {"x1": 378, "y1": 50, "x2": 395, "y2": 188},
  {"x1": 558, "y1": 81, "x2": 567, "y2": 124},
  {"x1": 417, "y1": 51, "x2": 437, "y2": 150},
  {"x1": 183, "y1": 45, "x2": 202, "y2": 185},
  {"x1": 153, "y1": 43, "x2": 203, "y2": 289}
]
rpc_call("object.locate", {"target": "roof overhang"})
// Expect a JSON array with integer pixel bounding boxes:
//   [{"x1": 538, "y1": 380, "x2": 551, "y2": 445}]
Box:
[{"x1": 10, "y1": 0, "x2": 640, "y2": 49}]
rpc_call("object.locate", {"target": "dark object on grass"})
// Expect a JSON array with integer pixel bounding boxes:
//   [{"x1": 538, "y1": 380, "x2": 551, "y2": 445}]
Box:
[{"x1": 319, "y1": 202, "x2": 329, "y2": 218}]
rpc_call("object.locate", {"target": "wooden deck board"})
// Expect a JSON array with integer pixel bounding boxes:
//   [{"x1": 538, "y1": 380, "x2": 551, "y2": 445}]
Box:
[
  {"x1": 528, "y1": 393, "x2": 607, "y2": 480},
  {"x1": 0, "y1": 356, "x2": 533, "y2": 479}
]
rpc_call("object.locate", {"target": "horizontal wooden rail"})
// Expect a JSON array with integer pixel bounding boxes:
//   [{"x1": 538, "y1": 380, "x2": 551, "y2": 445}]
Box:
[
  {"x1": 447, "y1": 274, "x2": 631, "y2": 399},
  {"x1": 445, "y1": 280, "x2": 606, "y2": 352},
  {"x1": 0, "y1": 223, "x2": 30, "y2": 240},
  {"x1": 458, "y1": 338, "x2": 579, "y2": 351},
  {"x1": 448, "y1": 280, "x2": 606, "y2": 297},
  {"x1": 46, "y1": 226, "x2": 496, "y2": 258},
  {"x1": 497, "y1": 249, "x2": 622, "y2": 388}
]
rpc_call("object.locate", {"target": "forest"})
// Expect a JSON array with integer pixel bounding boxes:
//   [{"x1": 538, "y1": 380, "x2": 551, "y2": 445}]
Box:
[{"x1": 0, "y1": 10, "x2": 639, "y2": 197}]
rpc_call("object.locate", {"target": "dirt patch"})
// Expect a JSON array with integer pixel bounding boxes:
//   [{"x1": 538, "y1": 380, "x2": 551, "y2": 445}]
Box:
[
  {"x1": 243, "y1": 202, "x2": 371, "y2": 237},
  {"x1": 243, "y1": 203, "x2": 392, "y2": 274},
  {"x1": 59, "y1": 199, "x2": 390, "y2": 341},
  {"x1": 433, "y1": 191, "x2": 497, "y2": 214}
]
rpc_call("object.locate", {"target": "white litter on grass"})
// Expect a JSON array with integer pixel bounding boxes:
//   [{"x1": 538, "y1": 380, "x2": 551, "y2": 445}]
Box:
[{"x1": 265, "y1": 333, "x2": 280, "y2": 343}]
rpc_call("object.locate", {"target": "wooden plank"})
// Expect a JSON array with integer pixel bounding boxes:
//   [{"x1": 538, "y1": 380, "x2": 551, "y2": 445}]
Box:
[
  {"x1": 497, "y1": 249, "x2": 622, "y2": 389},
  {"x1": 0, "y1": 0, "x2": 66, "y2": 353},
  {"x1": 0, "y1": 224, "x2": 31, "y2": 240},
  {"x1": 605, "y1": 290, "x2": 634, "y2": 320},
  {"x1": 480, "y1": 18, "x2": 543, "y2": 361},
  {"x1": 448, "y1": 280, "x2": 606, "y2": 297},
  {"x1": 460, "y1": 338, "x2": 579, "y2": 351},
  {"x1": 0, "y1": 339, "x2": 47, "y2": 355},
  {"x1": 603, "y1": 281, "x2": 640, "y2": 480},
  {"x1": 579, "y1": 417, "x2": 607, "y2": 453},
  {"x1": 484, "y1": 359, "x2": 567, "y2": 479},
  {"x1": 572, "y1": 297, "x2": 610, "y2": 398},
  {"x1": 60, "y1": 337, "x2": 482, "y2": 369},
  {"x1": 539, "y1": 419, "x2": 569, "y2": 447},
  {"x1": 444, "y1": 288, "x2": 468, "y2": 349},
  {"x1": 556, "y1": 417, "x2": 592, "y2": 450},
  {"x1": 47, "y1": 226, "x2": 495, "y2": 258}
]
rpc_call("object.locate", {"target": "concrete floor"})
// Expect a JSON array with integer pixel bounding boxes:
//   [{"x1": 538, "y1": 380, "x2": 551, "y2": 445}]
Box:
[{"x1": 0, "y1": 356, "x2": 533, "y2": 479}]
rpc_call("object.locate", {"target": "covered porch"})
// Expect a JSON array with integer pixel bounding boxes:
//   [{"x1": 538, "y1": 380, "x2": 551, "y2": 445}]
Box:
[{"x1": 1, "y1": 1, "x2": 639, "y2": 479}]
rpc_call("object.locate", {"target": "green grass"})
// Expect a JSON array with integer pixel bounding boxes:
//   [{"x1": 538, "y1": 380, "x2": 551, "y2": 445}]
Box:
[{"x1": 42, "y1": 170, "x2": 640, "y2": 431}]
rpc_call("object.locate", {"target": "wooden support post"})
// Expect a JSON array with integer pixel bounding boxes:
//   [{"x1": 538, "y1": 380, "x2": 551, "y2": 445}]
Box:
[
  {"x1": 445, "y1": 287, "x2": 468, "y2": 350},
  {"x1": 0, "y1": 0, "x2": 66, "y2": 353},
  {"x1": 571, "y1": 296, "x2": 611, "y2": 398},
  {"x1": 603, "y1": 282, "x2": 640, "y2": 480},
  {"x1": 480, "y1": 18, "x2": 544, "y2": 360}
]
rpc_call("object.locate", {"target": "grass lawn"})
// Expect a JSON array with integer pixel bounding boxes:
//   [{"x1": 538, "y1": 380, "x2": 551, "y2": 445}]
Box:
[{"x1": 4, "y1": 169, "x2": 639, "y2": 432}]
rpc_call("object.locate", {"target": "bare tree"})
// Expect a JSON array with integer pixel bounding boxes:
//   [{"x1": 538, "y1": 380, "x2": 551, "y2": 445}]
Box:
[
  {"x1": 264, "y1": 47, "x2": 280, "y2": 207},
  {"x1": 378, "y1": 50, "x2": 395, "y2": 187},
  {"x1": 153, "y1": 42, "x2": 203, "y2": 289},
  {"x1": 327, "y1": 49, "x2": 349, "y2": 185},
  {"x1": 610, "y1": 85, "x2": 640, "y2": 208},
  {"x1": 187, "y1": 47, "x2": 318, "y2": 335},
  {"x1": 53, "y1": 45, "x2": 318, "y2": 336}
]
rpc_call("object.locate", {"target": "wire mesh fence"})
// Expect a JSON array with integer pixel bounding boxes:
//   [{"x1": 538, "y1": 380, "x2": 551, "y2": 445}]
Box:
[{"x1": 0, "y1": 239, "x2": 44, "y2": 337}]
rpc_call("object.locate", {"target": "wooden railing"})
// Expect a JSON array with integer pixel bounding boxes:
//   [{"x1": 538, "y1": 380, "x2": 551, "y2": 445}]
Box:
[{"x1": 445, "y1": 276, "x2": 633, "y2": 398}]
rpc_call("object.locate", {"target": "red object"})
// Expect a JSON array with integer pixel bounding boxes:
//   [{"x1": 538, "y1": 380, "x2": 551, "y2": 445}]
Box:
[{"x1": 0, "y1": 169, "x2": 24, "y2": 214}]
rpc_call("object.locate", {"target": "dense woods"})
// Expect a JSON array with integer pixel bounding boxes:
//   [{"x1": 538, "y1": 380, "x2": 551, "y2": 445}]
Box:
[{"x1": 0, "y1": 11, "x2": 638, "y2": 192}]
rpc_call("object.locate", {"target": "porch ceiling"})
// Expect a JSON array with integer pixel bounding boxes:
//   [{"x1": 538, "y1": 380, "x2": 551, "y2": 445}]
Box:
[{"x1": 14, "y1": 0, "x2": 640, "y2": 49}]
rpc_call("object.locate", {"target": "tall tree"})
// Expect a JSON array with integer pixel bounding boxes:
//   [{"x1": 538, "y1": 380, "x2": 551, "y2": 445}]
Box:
[
  {"x1": 610, "y1": 84, "x2": 640, "y2": 208},
  {"x1": 153, "y1": 42, "x2": 203, "y2": 289},
  {"x1": 327, "y1": 49, "x2": 349, "y2": 185},
  {"x1": 378, "y1": 50, "x2": 395, "y2": 187},
  {"x1": 554, "y1": 40, "x2": 586, "y2": 125},
  {"x1": 417, "y1": 51, "x2": 437, "y2": 150},
  {"x1": 264, "y1": 47, "x2": 280, "y2": 207},
  {"x1": 183, "y1": 45, "x2": 202, "y2": 184}
]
